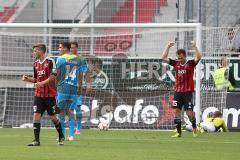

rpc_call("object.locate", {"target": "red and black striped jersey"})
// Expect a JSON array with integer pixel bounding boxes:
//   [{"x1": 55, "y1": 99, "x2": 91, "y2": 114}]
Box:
[
  {"x1": 169, "y1": 59, "x2": 197, "y2": 92},
  {"x1": 33, "y1": 57, "x2": 57, "y2": 97}
]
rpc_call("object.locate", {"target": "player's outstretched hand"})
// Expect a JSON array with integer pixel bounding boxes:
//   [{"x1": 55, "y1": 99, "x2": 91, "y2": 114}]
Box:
[
  {"x1": 191, "y1": 41, "x2": 197, "y2": 48},
  {"x1": 167, "y1": 42, "x2": 175, "y2": 48}
]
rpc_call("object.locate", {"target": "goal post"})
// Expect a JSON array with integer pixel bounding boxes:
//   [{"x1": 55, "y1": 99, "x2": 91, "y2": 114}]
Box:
[
  {"x1": 195, "y1": 24, "x2": 202, "y2": 124},
  {"x1": 0, "y1": 23, "x2": 202, "y2": 129}
]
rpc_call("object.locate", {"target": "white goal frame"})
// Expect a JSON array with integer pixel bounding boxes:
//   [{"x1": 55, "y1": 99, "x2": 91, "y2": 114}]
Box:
[{"x1": 0, "y1": 22, "x2": 202, "y2": 124}]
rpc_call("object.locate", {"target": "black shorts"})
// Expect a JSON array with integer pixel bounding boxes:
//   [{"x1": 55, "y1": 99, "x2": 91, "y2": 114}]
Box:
[
  {"x1": 172, "y1": 92, "x2": 194, "y2": 111},
  {"x1": 33, "y1": 97, "x2": 57, "y2": 116}
]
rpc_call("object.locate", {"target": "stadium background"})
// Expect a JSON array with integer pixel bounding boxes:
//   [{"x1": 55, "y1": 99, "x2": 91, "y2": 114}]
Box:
[{"x1": 0, "y1": 0, "x2": 240, "y2": 131}]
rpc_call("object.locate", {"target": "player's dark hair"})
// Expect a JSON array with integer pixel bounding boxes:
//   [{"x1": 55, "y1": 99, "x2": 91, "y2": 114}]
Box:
[
  {"x1": 213, "y1": 111, "x2": 222, "y2": 118},
  {"x1": 59, "y1": 41, "x2": 71, "y2": 51},
  {"x1": 33, "y1": 44, "x2": 46, "y2": 53},
  {"x1": 176, "y1": 49, "x2": 186, "y2": 57},
  {"x1": 70, "y1": 41, "x2": 78, "y2": 48}
]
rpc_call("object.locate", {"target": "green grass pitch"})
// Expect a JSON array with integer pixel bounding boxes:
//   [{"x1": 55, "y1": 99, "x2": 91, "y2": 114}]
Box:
[{"x1": 0, "y1": 128, "x2": 239, "y2": 160}]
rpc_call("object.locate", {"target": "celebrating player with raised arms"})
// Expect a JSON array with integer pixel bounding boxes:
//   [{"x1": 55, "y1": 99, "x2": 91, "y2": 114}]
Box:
[{"x1": 161, "y1": 41, "x2": 202, "y2": 138}]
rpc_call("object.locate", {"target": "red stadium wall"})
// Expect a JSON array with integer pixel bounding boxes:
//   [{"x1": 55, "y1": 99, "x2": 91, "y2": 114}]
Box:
[
  {"x1": 0, "y1": 6, "x2": 17, "y2": 22},
  {"x1": 112, "y1": 0, "x2": 155, "y2": 23}
]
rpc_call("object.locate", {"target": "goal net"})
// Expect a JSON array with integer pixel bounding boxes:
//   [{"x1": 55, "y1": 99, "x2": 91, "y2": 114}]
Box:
[
  {"x1": 0, "y1": 23, "x2": 236, "y2": 129},
  {"x1": 199, "y1": 27, "x2": 240, "y2": 122}
]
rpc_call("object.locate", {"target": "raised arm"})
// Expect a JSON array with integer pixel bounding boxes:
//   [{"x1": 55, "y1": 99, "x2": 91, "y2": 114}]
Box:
[
  {"x1": 161, "y1": 42, "x2": 174, "y2": 63},
  {"x1": 191, "y1": 41, "x2": 202, "y2": 63}
]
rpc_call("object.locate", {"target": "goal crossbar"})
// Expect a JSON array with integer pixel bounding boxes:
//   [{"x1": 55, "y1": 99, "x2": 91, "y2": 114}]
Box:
[{"x1": 0, "y1": 23, "x2": 201, "y2": 28}]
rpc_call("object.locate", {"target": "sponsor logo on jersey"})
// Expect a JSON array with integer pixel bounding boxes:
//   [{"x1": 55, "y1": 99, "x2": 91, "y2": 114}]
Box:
[
  {"x1": 178, "y1": 69, "x2": 187, "y2": 75},
  {"x1": 37, "y1": 70, "x2": 45, "y2": 76}
]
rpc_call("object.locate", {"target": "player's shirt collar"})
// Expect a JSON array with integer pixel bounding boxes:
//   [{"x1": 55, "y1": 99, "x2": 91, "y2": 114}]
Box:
[
  {"x1": 36, "y1": 57, "x2": 47, "y2": 64},
  {"x1": 61, "y1": 53, "x2": 77, "y2": 60},
  {"x1": 179, "y1": 60, "x2": 188, "y2": 66}
]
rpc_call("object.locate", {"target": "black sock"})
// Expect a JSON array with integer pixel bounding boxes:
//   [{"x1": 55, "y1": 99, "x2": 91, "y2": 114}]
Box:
[
  {"x1": 190, "y1": 117, "x2": 197, "y2": 129},
  {"x1": 33, "y1": 122, "x2": 41, "y2": 142},
  {"x1": 174, "y1": 118, "x2": 181, "y2": 134},
  {"x1": 176, "y1": 123, "x2": 181, "y2": 134},
  {"x1": 54, "y1": 120, "x2": 64, "y2": 139}
]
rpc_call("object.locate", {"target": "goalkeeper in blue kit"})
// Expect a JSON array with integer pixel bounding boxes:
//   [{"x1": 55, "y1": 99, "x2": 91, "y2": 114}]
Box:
[{"x1": 56, "y1": 42, "x2": 88, "y2": 141}]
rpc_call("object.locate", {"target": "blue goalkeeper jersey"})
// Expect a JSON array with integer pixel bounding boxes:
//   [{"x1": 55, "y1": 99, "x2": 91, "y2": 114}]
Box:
[{"x1": 56, "y1": 54, "x2": 88, "y2": 95}]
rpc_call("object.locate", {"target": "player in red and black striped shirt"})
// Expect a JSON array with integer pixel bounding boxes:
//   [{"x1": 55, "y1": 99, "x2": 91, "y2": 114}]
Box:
[
  {"x1": 33, "y1": 57, "x2": 57, "y2": 97},
  {"x1": 162, "y1": 41, "x2": 202, "y2": 138},
  {"x1": 22, "y1": 44, "x2": 64, "y2": 146}
]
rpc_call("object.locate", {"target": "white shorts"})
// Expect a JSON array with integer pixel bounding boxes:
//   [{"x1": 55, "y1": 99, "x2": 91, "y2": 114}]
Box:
[
  {"x1": 185, "y1": 121, "x2": 216, "y2": 133},
  {"x1": 200, "y1": 122, "x2": 216, "y2": 132}
]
